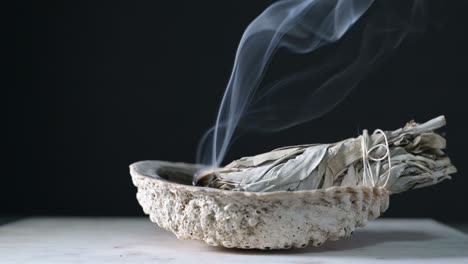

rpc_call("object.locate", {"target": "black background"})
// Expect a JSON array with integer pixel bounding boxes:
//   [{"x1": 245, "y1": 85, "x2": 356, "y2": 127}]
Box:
[{"x1": 7, "y1": 0, "x2": 468, "y2": 222}]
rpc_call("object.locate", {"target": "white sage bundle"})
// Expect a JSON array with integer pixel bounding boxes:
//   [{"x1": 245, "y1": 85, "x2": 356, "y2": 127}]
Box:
[{"x1": 194, "y1": 116, "x2": 457, "y2": 194}]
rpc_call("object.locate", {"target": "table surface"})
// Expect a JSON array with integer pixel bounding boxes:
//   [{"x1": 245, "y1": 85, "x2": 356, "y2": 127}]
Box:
[{"x1": 1, "y1": 218, "x2": 467, "y2": 264}]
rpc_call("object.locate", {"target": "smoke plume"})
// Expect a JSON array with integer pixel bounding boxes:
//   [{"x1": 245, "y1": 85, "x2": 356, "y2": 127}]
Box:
[{"x1": 197, "y1": 0, "x2": 425, "y2": 167}]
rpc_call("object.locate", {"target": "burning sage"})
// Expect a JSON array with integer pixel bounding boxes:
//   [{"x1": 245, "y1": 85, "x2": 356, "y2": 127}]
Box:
[{"x1": 193, "y1": 0, "x2": 455, "y2": 193}]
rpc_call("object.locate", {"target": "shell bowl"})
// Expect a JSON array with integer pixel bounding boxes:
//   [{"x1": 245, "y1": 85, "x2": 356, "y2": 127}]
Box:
[{"x1": 130, "y1": 160, "x2": 389, "y2": 249}]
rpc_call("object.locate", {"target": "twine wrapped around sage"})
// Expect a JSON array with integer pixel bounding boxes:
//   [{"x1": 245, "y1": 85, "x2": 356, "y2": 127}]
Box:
[{"x1": 194, "y1": 116, "x2": 457, "y2": 193}]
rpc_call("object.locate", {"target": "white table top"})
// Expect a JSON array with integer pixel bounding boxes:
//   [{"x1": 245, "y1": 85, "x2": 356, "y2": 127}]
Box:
[{"x1": 1, "y1": 218, "x2": 467, "y2": 264}]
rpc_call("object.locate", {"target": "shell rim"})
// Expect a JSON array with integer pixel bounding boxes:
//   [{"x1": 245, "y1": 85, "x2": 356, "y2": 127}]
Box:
[{"x1": 130, "y1": 160, "x2": 386, "y2": 198}]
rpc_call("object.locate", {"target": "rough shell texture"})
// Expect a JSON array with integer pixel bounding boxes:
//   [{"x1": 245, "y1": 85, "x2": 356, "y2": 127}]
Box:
[{"x1": 130, "y1": 160, "x2": 390, "y2": 249}]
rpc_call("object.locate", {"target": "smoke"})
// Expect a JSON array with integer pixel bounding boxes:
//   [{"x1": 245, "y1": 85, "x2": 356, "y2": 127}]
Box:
[{"x1": 197, "y1": 0, "x2": 426, "y2": 167}]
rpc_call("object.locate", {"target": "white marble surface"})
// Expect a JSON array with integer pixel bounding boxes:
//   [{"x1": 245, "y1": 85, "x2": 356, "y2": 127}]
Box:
[{"x1": 1, "y1": 218, "x2": 467, "y2": 264}]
